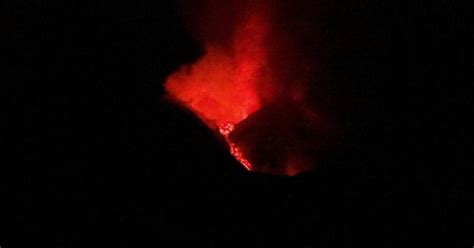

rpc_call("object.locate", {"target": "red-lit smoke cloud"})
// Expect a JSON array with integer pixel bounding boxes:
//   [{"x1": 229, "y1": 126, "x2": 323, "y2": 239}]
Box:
[{"x1": 165, "y1": 0, "x2": 333, "y2": 175}]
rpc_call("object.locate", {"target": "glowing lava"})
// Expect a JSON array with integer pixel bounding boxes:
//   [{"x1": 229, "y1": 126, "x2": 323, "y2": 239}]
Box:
[{"x1": 219, "y1": 123, "x2": 253, "y2": 171}]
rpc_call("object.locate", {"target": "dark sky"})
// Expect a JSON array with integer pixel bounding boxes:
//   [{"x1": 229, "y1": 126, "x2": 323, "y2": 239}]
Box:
[{"x1": 2, "y1": 0, "x2": 472, "y2": 247}]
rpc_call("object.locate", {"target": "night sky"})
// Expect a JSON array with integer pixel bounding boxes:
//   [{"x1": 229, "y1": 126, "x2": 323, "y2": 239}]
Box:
[{"x1": 2, "y1": 0, "x2": 472, "y2": 247}]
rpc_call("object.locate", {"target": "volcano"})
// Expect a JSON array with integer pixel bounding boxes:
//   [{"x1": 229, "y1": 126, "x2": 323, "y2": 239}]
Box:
[{"x1": 164, "y1": 0, "x2": 334, "y2": 175}]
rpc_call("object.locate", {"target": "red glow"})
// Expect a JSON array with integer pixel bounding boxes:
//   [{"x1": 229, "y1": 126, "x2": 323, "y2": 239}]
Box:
[
  {"x1": 165, "y1": 11, "x2": 269, "y2": 129},
  {"x1": 165, "y1": 6, "x2": 270, "y2": 171},
  {"x1": 164, "y1": 1, "x2": 331, "y2": 175}
]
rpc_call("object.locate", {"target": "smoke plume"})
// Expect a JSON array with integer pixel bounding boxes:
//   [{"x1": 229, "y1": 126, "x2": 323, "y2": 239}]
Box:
[{"x1": 165, "y1": 0, "x2": 334, "y2": 175}]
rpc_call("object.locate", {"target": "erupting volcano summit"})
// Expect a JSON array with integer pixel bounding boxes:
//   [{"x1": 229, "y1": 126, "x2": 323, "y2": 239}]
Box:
[{"x1": 165, "y1": 0, "x2": 333, "y2": 175}]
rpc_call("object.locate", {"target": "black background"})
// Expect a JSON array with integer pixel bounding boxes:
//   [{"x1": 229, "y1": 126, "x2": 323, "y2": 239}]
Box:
[{"x1": 2, "y1": 0, "x2": 472, "y2": 247}]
